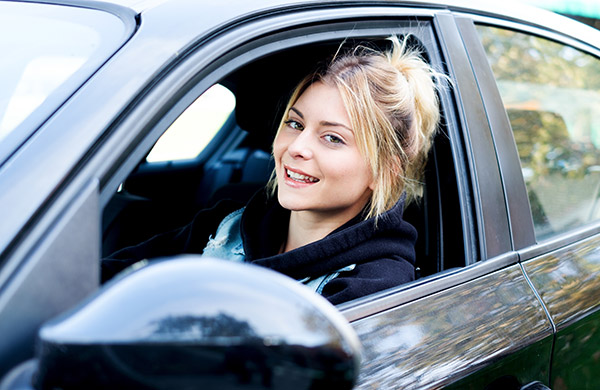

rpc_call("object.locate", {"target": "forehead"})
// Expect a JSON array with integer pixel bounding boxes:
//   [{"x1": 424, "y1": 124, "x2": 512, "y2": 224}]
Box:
[{"x1": 293, "y1": 82, "x2": 350, "y2": 120}]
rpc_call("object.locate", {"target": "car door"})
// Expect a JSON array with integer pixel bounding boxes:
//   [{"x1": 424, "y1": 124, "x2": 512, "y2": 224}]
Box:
[
  {"x1": 471, "y1": 15, "x2": 600, "y2": 389},
  {"x1": 97, "y1": 7, "x2": 553, "y2": 388},
  {"x1": 0, "y1": 1, "x2": 555, "y2": 388},
  {"x1": 79, "y1": 5, "x2": 555, "y2": 388}
]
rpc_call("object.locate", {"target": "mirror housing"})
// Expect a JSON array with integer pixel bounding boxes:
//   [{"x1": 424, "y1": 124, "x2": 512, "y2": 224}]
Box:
[{"x1": 33, "y1": 257, "x2": 361, "y2": 389}]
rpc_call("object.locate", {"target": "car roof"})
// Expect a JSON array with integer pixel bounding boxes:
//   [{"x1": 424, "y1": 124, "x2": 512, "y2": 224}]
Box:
[
  {"x1": 83, "y1": 0, "x2": 600, "y2": 49},
  {"x1": 17, "y1": 0, "x2": 598, "y2": 48}
]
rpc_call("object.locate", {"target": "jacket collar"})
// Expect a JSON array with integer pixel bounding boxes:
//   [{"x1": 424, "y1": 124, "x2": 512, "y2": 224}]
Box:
[{"x1": 241, "y1": 189, "x2": 416, "y2": 279}]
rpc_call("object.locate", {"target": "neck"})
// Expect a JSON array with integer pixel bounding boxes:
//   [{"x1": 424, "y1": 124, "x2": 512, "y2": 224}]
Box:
[{"x1": 283, "y1": 210, "x2": 357, "y2": 253}]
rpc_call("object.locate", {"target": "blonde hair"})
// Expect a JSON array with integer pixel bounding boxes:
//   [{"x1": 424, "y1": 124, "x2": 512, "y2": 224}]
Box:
[{"x1": 270, "y1": 36, "x2": 445, "y2": 220}]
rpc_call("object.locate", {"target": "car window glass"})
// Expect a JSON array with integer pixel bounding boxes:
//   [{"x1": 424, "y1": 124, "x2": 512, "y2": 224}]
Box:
[
  {"x1": 145, "y1": 84, "x2": 235, "y2": 162},
  {"x1": 477, "y1": 25, "x2": 600, "y2": 240},
  {"x1": 0, "y1": 2, "x2": 128, "y2": 145}
]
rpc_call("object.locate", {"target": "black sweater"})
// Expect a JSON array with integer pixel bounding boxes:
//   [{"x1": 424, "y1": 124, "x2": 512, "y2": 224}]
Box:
[{"x1": 102, "y1": 190, "x2": 417, "y2": 304}]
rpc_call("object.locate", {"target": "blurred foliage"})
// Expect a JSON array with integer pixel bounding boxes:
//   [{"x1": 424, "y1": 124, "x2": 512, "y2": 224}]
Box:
[
  {"x1": 508, "y1": 109, "x2": 595, "y2": 179},
  {"x1": 524, "y1": 237, "x2": 600, "y2": 389},
  {"x1": 477, "y1": 26, "x2": 600, "y2": 89}
]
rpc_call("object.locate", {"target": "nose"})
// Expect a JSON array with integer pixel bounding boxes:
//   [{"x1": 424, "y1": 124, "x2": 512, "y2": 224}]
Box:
[{"x1": 287, "y1": 128, "x2": 314, "y2": 160}]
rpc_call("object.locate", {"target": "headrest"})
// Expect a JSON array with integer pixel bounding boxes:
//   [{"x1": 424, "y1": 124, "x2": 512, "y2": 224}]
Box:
[{"x1": 228, "y1": 43, "x2": 338, "y2": 140}]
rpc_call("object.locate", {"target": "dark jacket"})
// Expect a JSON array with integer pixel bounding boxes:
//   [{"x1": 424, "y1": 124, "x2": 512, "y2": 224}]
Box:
[{"x1": 102, "y1": 189, "x2": 417, "y2": 305}]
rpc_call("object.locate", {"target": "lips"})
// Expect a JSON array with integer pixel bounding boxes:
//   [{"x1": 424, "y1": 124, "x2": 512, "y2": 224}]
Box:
[{"x1": 285, "y1": 167, "x2": 319, "y2": 183}]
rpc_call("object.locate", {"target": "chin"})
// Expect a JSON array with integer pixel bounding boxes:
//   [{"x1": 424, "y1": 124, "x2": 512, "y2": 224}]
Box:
[{"x1": 276, "y1": 191, "x2": 308, "y2": 211}]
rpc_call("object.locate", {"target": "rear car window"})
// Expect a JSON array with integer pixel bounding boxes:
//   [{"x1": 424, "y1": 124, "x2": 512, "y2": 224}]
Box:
[
  {"x1": 477, "y1": 25, "x2": 600, "y2": 240},
  {"x1": 146, "y1": 84, "x2": 236, "y2": 163}
]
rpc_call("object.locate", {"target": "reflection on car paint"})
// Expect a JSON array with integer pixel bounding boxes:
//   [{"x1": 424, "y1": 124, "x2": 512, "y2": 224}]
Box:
[
  {"x1": 524, "y1": 234, "x2": 600, "y2": 388},
  {"x1": 351, "y1": 265, "x2": 552, "y2": 389},
  {"x1": 524, "y1": 235, "x2": 600, "y2": 328}
]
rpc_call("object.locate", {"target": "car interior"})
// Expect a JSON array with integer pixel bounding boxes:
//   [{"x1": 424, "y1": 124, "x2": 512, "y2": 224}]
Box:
[{"x1": 101, "y1": 35, "x2": 466, "y2": 288}]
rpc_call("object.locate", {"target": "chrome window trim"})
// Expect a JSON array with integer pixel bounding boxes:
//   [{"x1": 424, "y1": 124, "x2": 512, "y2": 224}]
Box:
[
  {"x1": 466, "y1": 13, "x2": 600, "y2": 59},
  {"x1": 520, "y1": 221, "x2": 600, "y2": 262}
]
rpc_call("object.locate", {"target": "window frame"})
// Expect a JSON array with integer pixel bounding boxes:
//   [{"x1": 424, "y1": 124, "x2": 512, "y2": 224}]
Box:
[
  {"x1": 93, "y1": 8, "x2": 479, "y2": 317},
  {"x1": 434, "y1": 13, "x2": 512, "y2": 261}
]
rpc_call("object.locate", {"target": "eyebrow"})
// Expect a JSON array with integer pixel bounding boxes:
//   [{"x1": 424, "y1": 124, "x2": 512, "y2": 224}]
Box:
[
  {"x1": 288, "y1": 107, "x2": 353, "y2": 132},
  {"x1": 289, "y1": 107, "x2": 304, "y2": 119}
]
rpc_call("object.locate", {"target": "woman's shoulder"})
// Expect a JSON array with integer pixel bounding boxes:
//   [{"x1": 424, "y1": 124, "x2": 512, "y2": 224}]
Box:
[{"x1": 321, "y1": 256, "x2": 415, "y2": 304}]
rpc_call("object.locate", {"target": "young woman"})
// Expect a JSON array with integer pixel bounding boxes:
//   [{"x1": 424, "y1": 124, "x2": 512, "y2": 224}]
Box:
[{"x1": 102, "y1": 36, "x2": 444, "y2": 305}]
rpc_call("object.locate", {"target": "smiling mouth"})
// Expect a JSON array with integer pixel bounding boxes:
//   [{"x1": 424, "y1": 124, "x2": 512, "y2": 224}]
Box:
[{"x1": 286, "y1": 168, "x2": 319, "y2": 183}]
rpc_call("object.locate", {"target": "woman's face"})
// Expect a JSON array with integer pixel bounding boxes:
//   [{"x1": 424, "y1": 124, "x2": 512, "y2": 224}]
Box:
[{"x1": 273, "y1": 81, "x2": 374, "y2": 223}]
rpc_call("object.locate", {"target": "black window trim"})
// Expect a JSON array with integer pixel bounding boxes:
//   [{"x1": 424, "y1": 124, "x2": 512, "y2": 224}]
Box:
[{"x1": 435, "y1": 12, "x2": 511, "y2": 260}]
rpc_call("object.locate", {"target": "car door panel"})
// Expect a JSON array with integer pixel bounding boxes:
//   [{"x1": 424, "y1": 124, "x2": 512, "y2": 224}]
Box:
[
  {"x1": 522, "y1": 234, "x2": 600, "y2": 388},
  {"x1": 0, "y1": 181, "x2": 100, "y2": 377},
  {"x1": 348, "y1": 262, "x2": 553, "y2": 389}
]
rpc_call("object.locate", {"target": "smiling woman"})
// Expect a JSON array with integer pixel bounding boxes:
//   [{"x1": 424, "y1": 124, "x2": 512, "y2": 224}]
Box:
[
  {"x1": 273, "y1": 81, "x2": 375, "y2": 247},
  {"x1": 102, "y1": 36, "x2": 445, "y2": 305}
]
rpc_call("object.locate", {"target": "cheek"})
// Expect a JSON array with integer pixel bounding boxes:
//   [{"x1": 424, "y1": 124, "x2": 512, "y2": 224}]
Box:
[
  {"x1": 272, "y1": 134, "x2": 286, "y2": 164},
  {"x1": 352, "y1": 152, "x2": 373, "y2": 182},
  {"x1": 334, "y1": 155, "x2": 373, "y2": 188},
  {"x1": 333, "y1": 153, "x2": 367, "y2": 176}
]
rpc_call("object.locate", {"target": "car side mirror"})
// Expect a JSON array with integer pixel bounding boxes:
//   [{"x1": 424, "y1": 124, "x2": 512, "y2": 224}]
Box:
[{"x1": 30, "y1": 257, "x2": 361, "y2": 389}]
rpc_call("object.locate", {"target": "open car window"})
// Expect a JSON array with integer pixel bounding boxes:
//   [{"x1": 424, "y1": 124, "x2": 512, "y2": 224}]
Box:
[{"x1": 102, "y1": 23, "x2": 466, "y2": 305}]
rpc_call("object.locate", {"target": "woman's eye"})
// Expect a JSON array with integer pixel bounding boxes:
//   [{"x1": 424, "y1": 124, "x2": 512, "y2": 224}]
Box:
[
  {"x1": 324, "y1": 134, "x2": 344, "y2": 145},
  {"x1": 285, "y1": 120, "x2": 304, "y2": 131}
]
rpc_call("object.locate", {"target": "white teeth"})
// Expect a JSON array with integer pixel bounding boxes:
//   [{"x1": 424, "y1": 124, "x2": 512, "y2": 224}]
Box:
[{"x1": 286, "y1": 169, "x2": 318, "y2": 183}]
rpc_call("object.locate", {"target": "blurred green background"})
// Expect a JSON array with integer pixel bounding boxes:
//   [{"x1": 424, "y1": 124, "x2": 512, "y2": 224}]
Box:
[{"x1": 520, "y1": 0, "x2": 600, "y2": 29}]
